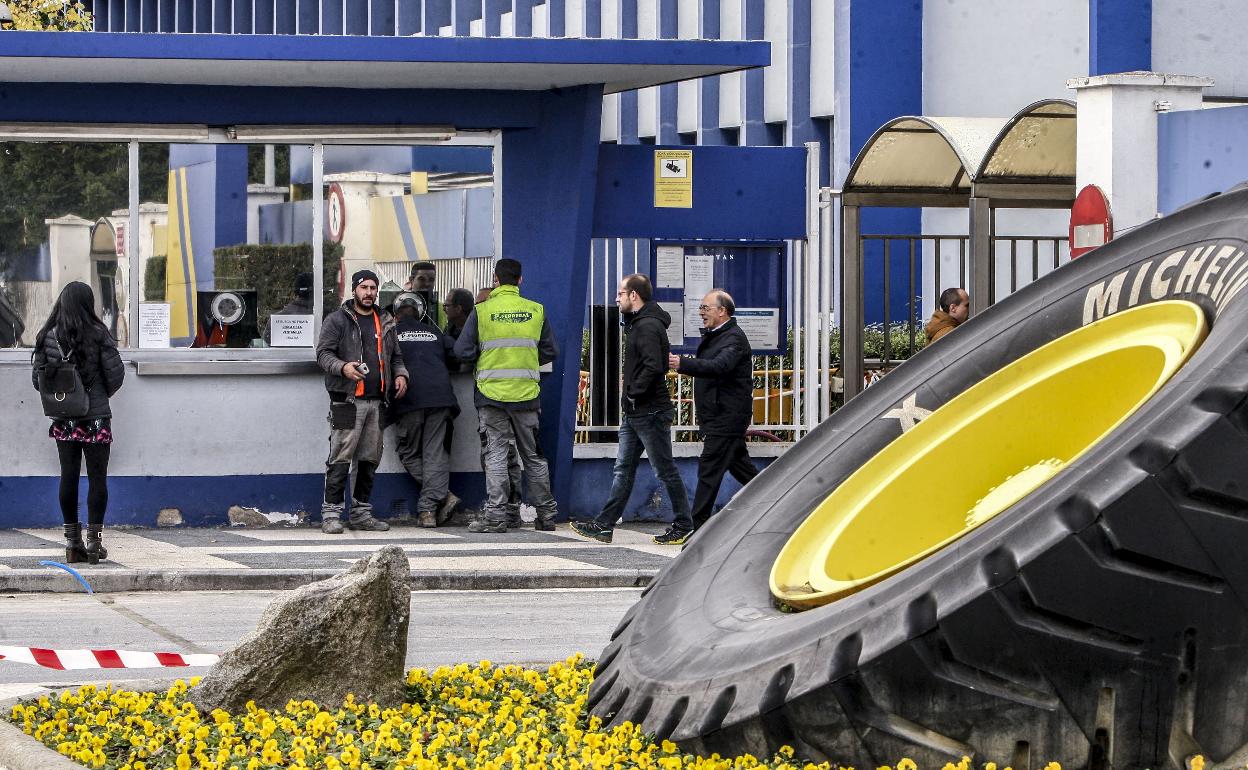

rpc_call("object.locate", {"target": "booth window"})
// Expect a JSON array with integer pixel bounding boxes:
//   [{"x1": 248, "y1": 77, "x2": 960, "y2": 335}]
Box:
[
  {"x1": 134, "y1": 142, "x2": 319, "y2": 350},
  {"x1": 0, "y1": 130, "x2": 500, "y2": 357}
]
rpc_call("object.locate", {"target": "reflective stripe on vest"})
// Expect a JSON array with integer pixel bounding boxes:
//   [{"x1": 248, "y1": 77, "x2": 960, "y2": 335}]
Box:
[
  {"x1": 480, "y1": 338, "x2": 538, "y2": 351},
  {"x1": 475, "y1": 285, "x2": 544, "y2": 402},
  {"x1": 477, "y1": 368, "x2": 541, "y2": 380}
]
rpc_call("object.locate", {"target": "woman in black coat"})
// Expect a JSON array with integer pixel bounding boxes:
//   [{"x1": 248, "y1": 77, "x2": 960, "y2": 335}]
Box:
[{"x1": 31, "y1": 282, "x2": 125, "y2": 564}]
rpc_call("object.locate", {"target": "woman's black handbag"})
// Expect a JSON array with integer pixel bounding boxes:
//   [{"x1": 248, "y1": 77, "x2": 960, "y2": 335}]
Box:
[{"x1": 37, "y1": 334, "x2": 90, "y2": 419}]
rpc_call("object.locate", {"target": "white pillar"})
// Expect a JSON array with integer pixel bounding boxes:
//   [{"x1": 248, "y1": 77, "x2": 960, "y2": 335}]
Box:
[{"x1": 1067, "y1": 72, "x2": 1212, "y2": 235}]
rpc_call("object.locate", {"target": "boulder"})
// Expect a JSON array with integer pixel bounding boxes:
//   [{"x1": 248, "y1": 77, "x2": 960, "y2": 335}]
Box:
[{"x1": 190, "y1": 545, "x2": 410, "y2": 713}]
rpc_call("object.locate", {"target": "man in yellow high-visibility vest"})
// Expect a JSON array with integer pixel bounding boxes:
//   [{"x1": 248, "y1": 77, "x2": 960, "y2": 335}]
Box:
[{"x1": 453, "y1": 258, "x2": 560, "y2": 532}]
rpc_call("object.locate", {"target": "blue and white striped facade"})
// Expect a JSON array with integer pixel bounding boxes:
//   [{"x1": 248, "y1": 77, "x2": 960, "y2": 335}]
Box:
[
  {"x1": 90, "y1": 0, "x2": 1248, "y2": 313},
  {"x1": 87, "y1": 1, "x2": 1248, "y2": 165}
]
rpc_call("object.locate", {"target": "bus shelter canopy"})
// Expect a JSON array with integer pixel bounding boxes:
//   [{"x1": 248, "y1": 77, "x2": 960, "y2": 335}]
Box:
[{"x1": 843, "y1": 100, "x2": 1077, "y2": 208}]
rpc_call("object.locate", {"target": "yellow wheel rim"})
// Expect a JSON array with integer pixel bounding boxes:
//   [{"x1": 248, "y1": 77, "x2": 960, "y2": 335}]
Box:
[{"x1": 770, "y1": 300, "x2": 1208, "y2": 611}]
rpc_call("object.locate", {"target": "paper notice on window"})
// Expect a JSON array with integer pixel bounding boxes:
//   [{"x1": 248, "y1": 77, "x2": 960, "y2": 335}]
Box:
[
  {"x1": 735, "y1": 308, "x2": 780, "y2": 350},
  {"x1": 657, "y1": 302, "x2": 684, "y2": 346},
  {"x1": 270, "y1": 314, "x2": 315, "y2": 347},
  {"x1": 655, "y1": 246, "x2": 684, "y2": 288},
  {"x1": 684, "y1": 254, "x2": 714, "y2": 300},
  {"x1": 138, "y1": 303, "x2": 170, "y2": 349},
  {"x1": 683, "y1": 300, "x2": 704, "y2": 343}
]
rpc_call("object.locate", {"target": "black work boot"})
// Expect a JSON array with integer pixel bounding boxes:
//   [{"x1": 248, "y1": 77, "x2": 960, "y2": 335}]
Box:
[
  {"x1": 347, "y1": 462, "x2": 389, "y2": 531},
  {"x1": 84, "y1": 524, "x2": 108, "y2": 565},
  {"x1": 63, "y1": 523, "x2": 87, "y2": 564}
]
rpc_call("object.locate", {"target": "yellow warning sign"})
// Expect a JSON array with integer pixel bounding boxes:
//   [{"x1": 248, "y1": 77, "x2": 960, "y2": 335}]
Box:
[{"x1": 654, "y1": 150, "x2": 693, "y2": 208}]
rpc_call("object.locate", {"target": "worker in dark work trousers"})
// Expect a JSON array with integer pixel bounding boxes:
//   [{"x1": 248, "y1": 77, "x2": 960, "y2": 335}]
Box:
[
  {"x1": 390, "y1": 292, "x2": 459, "y2": 528},
  {"x1": 316, "y1": 270, "x2": 409, "y2": 534},
  {"x1": 668, "y1": 289, "x2": 758, "y2": 531},
  {"x1": 453, "y1": 258, "x2": 559, "y2": 532}
]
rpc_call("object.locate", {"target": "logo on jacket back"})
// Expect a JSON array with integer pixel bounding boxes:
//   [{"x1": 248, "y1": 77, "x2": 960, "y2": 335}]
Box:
[
  {"x1": 491, "y1": 311, "x2": 533, "y2": 323},
  {"x1": 397, "y1": 330, "x2": 439, "y2": 342}
]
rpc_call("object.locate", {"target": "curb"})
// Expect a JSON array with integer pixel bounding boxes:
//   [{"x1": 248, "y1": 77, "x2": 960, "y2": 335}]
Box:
[
  {"x1": 0, "y1": 678, "x2": 177, "y2": 770},
  {"x1": 0, "y1": 568, "x2": 657, "y2": 594}
]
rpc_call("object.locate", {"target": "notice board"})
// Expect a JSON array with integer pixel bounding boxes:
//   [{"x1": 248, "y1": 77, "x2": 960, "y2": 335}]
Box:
[{"x1": 650, "y1": 241, "x2": 787, "y2": 355}]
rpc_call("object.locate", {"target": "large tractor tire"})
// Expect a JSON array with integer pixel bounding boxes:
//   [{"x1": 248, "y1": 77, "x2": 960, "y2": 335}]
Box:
[{"x1": 592, "y1": 188, "x2": 1248, "y2": 770}]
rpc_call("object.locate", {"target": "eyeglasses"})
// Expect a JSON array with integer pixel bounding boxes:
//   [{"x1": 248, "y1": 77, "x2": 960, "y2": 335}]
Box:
[{"x1": 698, "y1": 304, "x2": 721, "y2": 312}]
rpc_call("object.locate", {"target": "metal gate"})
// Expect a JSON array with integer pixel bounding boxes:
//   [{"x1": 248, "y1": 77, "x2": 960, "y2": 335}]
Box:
[
  {"x1": 577, "y1": 236, "x2": 819, "y2": 444},
  {"x1": 840, "y1": 230, "x2": 1070, "y2": 390}
]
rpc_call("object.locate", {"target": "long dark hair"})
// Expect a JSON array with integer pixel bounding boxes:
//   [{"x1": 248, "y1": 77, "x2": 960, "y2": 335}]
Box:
[{"x1": 36, "y1": 281, "x2": 106, "y2": 351}]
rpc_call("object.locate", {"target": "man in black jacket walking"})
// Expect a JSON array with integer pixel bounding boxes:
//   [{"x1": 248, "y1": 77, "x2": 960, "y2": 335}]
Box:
[
  {"x1": 669, "y1": 289, "x2": 758, "y2": 531},
  {"x1": 572, "y1": 274, "x2": 693, "y2": 545}
]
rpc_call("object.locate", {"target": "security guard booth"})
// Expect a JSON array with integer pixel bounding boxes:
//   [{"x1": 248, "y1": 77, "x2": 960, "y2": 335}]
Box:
[{"x1": 0, "y1": 30, "x2": 766, "y2": 524}]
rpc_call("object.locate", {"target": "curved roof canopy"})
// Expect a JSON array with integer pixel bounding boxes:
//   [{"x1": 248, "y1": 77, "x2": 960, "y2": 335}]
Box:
[
  {"x1": 977, "y1": 100, "x2": 1076, "y2": 181},
  {"x1": 0, "y1": 32, "x2": 767, "y2": 95},
  {"x1": 843, "y1": 100, "x2": 1076, "y2": 208}
]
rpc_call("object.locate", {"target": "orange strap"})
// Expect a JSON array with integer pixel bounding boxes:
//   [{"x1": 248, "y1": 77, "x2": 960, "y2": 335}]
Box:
[{"x1": 354, "y1": 311, "x2": 385, "y2": 397}]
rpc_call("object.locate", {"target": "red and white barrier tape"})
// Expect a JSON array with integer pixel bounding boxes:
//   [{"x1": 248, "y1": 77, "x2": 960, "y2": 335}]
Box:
[{"x1": 0, "y1": 646, "x2": 219, "y2": 671}]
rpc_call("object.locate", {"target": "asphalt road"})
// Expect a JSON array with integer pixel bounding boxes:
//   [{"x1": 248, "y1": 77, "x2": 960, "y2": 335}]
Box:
[{"x1": 0, "y1": 588, "x2": 642, "y2": 700}]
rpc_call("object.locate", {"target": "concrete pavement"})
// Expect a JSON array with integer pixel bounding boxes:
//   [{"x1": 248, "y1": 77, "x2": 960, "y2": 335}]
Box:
[
  {"x1": 0, "y1": 587, "x2": 643, "y2": 700},
  {"x1": 0, "y1": 522, "x2": 676, "y2": 592}
]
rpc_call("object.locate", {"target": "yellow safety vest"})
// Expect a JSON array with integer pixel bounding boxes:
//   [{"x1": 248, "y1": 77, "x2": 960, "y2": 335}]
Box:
[{"x1": 475, "y1": 284, "x2": 544, "y2": 402}]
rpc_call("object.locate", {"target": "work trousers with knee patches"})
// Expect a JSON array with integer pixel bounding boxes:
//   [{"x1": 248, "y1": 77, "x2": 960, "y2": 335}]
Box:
[
  {"x1": 478, "y1": 405, "x2": 556, "y2": 526},
  {"x1": 323, "y1": 397, "x2": 385, "y2": 521}
]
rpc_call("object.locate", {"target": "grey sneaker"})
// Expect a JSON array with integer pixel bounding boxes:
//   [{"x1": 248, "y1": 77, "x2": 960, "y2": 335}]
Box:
[
  {"x1": 467, "y1": 519, "x2": 507, "y2": 534},
  {"x1": 505, "y1": 514, "x2": 523, "y2": 529},
  {"x1": 321, "y1": 517, "x2": 345, "y2": 535},
  {"x1": 418, "y1": 511, "x2": 437, "y2": 528},
  {"x1": 347, "y1": 516, "x2": 390, "y2": 532},
  {"x1": 437, "y1": 492, "x2": 461, "y2": 525}
]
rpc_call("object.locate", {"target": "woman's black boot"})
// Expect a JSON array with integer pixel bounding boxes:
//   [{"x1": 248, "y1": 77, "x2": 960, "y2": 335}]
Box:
[
  {"x1": 63, "y1": 523, "x2": 87, "y2": 564},
  {"x1": 84, "y1": 524, "x2": 107, "y2": 565}
]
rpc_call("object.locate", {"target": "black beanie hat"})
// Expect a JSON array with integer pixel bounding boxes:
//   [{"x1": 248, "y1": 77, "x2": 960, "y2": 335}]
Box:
[{"x1": 351, "y1": 269, "x2": 380, "y2": 290}]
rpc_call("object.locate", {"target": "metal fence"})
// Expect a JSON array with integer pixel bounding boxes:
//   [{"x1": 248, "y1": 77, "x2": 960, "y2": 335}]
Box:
[
  {"x1": 375, "y1": 256, "x2": 496, "y2": 299},
  {"x1": 577, "y1": 237, "x2": 813, "y2": 444},
  {"x1": 854, "y1": 233, "x2": 1070, "y2": 373}
]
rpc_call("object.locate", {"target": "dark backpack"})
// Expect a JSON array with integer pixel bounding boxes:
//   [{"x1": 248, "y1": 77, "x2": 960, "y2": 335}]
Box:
[{"x1": 35, "y1": 330, "x2": 89, "y2": 419}]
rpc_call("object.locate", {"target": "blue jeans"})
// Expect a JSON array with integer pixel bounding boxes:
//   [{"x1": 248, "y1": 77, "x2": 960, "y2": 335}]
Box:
[{"x1": 592, "y1": 407, "x2": 692, "y2": 533}]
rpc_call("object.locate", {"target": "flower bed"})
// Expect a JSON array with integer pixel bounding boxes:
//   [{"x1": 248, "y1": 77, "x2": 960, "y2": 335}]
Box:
[{"x1": 6, "y1": 654, "x2": 1081, "y2": 770}]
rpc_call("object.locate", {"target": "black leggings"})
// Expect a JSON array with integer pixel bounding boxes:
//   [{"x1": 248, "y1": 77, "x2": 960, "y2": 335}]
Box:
[{"x1": 56, "y1": 441, "x2": 111, "y2": 527}]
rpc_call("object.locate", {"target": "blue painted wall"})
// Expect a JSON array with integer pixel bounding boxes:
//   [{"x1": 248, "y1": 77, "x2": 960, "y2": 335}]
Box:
[
  {"x1": 0, "y1": 83, "x2": 541, "y2": 129},
  {"x1": 850, "y1": 0, "x2": 923, "y2": 325},
  {"x1": 592, "y1": 144, "x2": 807, "y2": 240},
  {"x1": 1157, "y1": 105, "x2": 1248, "y2": 215},
  {"x1": 501, "y1": 85, "x2": 604, "y2": 514},
  {"x1": 1089, "y1": 0, "x2": 1151, "y2": 75},
  {"x1": 568, "y1": 456, "x2": 773, "y2": 521},
  {"x1": 0, "y1": 472, "x2": 486, "y2": 527}
]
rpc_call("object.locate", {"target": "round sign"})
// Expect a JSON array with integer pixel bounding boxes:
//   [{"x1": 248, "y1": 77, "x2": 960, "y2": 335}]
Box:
[
  {"x1": 210, "y1": 292, "x2": 246, "y2": 325},
  {"x1": 327, "y1": 183, "x2": 346, "y2": 244},
  {"x1": 1069, "y1": 184, "x2": 1113, "y2": 259}
]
